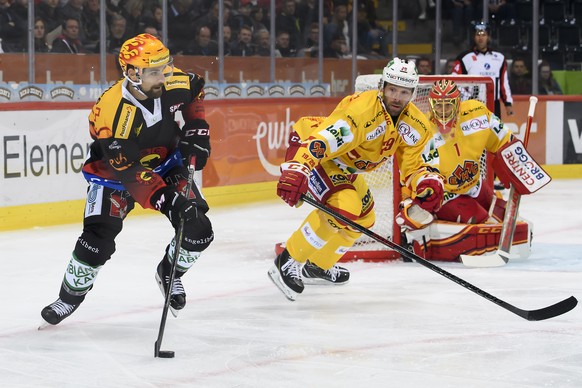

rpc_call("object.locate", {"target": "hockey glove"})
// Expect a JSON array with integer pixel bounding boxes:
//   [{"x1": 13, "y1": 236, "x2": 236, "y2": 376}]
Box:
[
  {"x1": 152, "y1": 186, "x2": 198, "y2": 224},
  {"x1": 396, "y1": 198, "x2": 435, "y2": 230},
  {"x1": 413, "y1": 174, "x2": 444, "y2": 212},
  {"x1": 277, "y1": 161, "x2": 310, "y2": 207},
  {"x1": 180, "y1": 119, "x2": 211, "y2": 171}
]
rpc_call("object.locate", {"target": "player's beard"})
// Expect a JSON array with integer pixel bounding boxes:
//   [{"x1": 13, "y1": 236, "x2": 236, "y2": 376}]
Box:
[{"x1": 143, "y1": 83, "x2": 164, "y2": 99}]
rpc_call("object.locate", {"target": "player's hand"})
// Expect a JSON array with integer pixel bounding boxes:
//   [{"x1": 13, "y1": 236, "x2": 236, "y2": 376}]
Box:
[
  {"x1": 180, "y1": 120, "x2": 210, "y2": 170},
  {"x1": 277, "y1": 161, "x2": 310, "y2": 207},
  {"x1": 414, "y1": 175, "x2": 444, "y2": 212},
  {"x1": 396, "y1": 198, "x2": 435, "y2": 230},
  {"x1": 153, "y1": 187, "x2": 198, "y2": 223}
]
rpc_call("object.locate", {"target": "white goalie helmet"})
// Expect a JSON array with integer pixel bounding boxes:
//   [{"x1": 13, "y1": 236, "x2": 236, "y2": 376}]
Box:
[{"x1": 381, "y1": 58, "x2": 419, "y2": 90}]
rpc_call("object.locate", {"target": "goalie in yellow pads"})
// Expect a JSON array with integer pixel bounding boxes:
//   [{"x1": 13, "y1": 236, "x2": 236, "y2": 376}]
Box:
[
  {"x1": 268, "y1": 58, "x2": 445, "y2": 301},
  {"x1": 399, "y1": 79, "x2": 550, "y2": 262}
]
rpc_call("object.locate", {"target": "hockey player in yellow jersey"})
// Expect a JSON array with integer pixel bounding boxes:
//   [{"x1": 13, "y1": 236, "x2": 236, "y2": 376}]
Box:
[
  {"x1": 399, "y1": 79, "x2": 549, "y2": 261},
  {"x1": 268, "y1": 58, "x2": 445, "y2": 301}
]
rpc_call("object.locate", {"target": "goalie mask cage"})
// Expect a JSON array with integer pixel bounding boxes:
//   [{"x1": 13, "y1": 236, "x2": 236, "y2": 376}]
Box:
[{"x1": 275, "y1": 75, "x2": 495, "y2": 262}]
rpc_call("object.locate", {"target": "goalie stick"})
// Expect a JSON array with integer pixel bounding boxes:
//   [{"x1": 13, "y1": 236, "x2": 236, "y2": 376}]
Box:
[
  {"x1": 300, "y1": 194, "x2": 577, "y2": 321},
  {"x1": 154, "y1": 155, "x2": 196, "y2": 359},
  {"x1": 461, "y1": 96, "x2": 538, "y2": 268}
]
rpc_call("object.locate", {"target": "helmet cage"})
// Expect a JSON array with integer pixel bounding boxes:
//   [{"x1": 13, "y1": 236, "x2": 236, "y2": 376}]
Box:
[{"x1": 429, "y1": 80, "x2": 461, "y2": 133}]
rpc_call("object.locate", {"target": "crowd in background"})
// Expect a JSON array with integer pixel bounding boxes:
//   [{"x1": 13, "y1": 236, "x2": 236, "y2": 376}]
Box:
[{"x1": 0, "y1": 0, "x2": 391, "y2": 58}]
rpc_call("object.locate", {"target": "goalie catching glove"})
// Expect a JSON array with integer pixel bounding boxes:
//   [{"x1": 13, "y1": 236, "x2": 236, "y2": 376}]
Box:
[
  {"x1": 152, "y1": 186, "x2": 198, "y2": 224},
  {"x1": 180, "y1": 119, "x2": 210, "y2": 171},
  {"x1": 277, "y1": 161, "x2": 310, "y2": 207}
]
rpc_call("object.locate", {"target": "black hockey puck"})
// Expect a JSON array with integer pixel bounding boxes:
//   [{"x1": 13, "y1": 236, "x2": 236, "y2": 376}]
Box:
[{"x1": 157, "y1": 350, "x2": 175, "y2": 358}]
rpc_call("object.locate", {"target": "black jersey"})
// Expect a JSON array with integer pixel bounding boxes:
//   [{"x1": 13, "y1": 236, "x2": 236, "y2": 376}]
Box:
[{"x1": 82, "y1": 68, "x2": 206, "y2": 209}]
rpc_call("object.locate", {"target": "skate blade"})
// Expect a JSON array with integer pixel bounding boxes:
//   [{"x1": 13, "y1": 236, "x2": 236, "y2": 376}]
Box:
[
  {"x1": 267, "y1": 266, "x2": 298, "y2": 301},
  {"x1": 302, "y1": 278, "x2": 349, "y2": 286},
  {"x1": 155, "y1": 273, "x2": 180, "y2": 318},
  {"x1": 38, "y1": 320, "x2": 54, "y2": 330}
]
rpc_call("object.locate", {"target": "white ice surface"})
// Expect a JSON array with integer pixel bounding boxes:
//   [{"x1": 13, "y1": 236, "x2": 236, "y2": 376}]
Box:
[{"x1": 1, "y1": 180, "x2": 581, "y2": 388}]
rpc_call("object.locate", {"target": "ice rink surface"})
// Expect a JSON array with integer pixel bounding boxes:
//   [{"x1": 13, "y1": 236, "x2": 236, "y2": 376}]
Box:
[{"x1": 1, "y1": 179, "x2": 581, "y2": 388}]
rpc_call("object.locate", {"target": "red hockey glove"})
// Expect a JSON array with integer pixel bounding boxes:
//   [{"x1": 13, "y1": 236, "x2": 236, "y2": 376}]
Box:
[
  {"x1": 395, "y1": 198, "x2": 435, "y2": 230},
  {"x1": 152, "y1": 186, "x2": 198, "y2": 224},
  {"x1": 414, "y1": 175, "x2": 444, "y2": 212},
  {"x1": 277, "y1": 161, "x2": 310, "y2": 207}
]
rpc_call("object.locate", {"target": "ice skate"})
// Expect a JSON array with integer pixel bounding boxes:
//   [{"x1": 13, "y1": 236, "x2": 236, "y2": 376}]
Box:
[
  {"x1": 268, "y1": 249, "x2": 304, "y2": 301},
  {"x1": 302, "y1": 260, "x2": 350, "y2": 285},
  {"x1": 156, "y1": 260, "x2": 186, "y2": 317},
  {"x1": 40, "y1": 299, "x2": 80, "y2": 328}
]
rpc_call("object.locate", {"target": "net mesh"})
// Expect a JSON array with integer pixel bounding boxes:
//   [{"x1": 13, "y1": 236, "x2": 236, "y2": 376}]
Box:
[{"x1": 349, "y1": 75, "x2": 494, "y2": 256}]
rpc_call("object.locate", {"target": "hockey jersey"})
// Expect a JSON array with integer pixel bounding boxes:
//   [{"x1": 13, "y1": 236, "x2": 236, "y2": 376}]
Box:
[
  {"x1": 82, "y1": 67, "x2": 206, "y2": 209},
  {"x1": 452, "y1": 48, "x2": 513, "y2": 109},
  {"x1": 422, "y1": 99, "x2": 513, "y2": 196},
  {"x1": 292, "y1": 90, "x2": 436, "y2": 190}
]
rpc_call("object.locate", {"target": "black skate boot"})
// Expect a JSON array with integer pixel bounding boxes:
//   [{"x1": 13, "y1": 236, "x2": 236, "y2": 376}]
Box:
[
  {"x1": 156, "y1": 259, "x2": 186, "y2": 317},
  {"x1": 41, "y1": 299, "x2": 80, "y2": 326},
  {"x1": 267, "y1": 249, "x2": 304, "y2": 301},
  {"x1": 302, "y1": 260, "x2": 350, "y2": 285}
]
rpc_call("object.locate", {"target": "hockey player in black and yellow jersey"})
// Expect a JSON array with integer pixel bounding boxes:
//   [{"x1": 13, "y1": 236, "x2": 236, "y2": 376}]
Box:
[
  {"x1": 268, "y1": 58, "x2": 445, "y2": 301},
  {"x1": 41, "y1": 34, "x2": 214, "y2": 325}
]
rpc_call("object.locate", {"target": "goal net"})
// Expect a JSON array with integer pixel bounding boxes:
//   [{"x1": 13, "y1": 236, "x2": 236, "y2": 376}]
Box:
[{"x1": 345, "y1": 75, "x2": 495, "y2": 261}]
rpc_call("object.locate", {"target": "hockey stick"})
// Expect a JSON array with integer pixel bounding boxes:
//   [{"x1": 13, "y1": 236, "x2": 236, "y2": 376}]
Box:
[
  {"x1": 301, "y1": 194, "x2": 577, "y2": 321},
  {"x1": 154, "y1": 155, "x2": 196, "y2": 358},
  {"x1": 461, "y1": 96, "x2": 538, "y2": 267}
]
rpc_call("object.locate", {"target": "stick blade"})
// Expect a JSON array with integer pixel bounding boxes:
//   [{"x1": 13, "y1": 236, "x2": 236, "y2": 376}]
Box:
[{"x1": 518, "y1": 296, "x2": 578, "y2": 321}]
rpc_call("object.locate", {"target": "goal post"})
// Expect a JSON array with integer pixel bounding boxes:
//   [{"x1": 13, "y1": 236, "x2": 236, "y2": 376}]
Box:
[{"x1": 275, "y1": 75, "x2": 495, "y2": 262}]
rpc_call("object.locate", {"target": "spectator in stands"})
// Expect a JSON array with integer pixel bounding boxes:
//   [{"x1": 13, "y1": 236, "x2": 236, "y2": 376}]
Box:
[
  {"x1": 51, "y1": 17, "x2": 86, "y2": 53},
  {"x1": 230, "y1": 25, "x2": 256, "y2": 56},
  {"x1": 34, "y1": 17, "x2": 50, "y2": 52},
  {"x1": 443, "y1": 57, "x2": 456, "y2": 74},
  {"x1": 297, "y1": 22, "x2": 319, "y2": 57},
  {"x1": 418, "y1": 0, "x2": 436, "y2": 20},
  {"x1": 250, "y1": 5, "x2": 268, "y2": 33},
  {"x1": 508, "y1": 58, "x2": 532, "y2": 95},
  {"x1": 61, "y1": 0, "x2": 84, "y2": 41},
  {"x1": 484, "y1": 0, "x2": 516, "y2": 24},
  {"x1": 143, "y1": 25, "x2": 162, "y2": 40},
  {"x1": 276, "y1": 0, "x2": 302, "y2": 50},
  {"x1": 296, "y1": 0, "x2": 331, "y2": 41},
  {"x1": 538, "y1": 60, "x2": 563, "y2": 95},
  {"x1": 353, "y1": 1, "x2": 387, "y2": 57},
  {"x1": 447, "y1": 0, "x2": 475, "y2": 46},
  {"x1": 183, "y1": 25, "x2": 218, "y2": 56},
  {"x1": 143, "y1": 4, "x2": 163, "y2": 37},
  {"x1": 323, "y1": 31, "x2": 349, "y2": 58},
  {"x1": 223, "y1": 24, "x2": 233, "y2": 54},
  {"x1": 230, "y1": 0, "x2": 254, "y2": 35},
  {"x1": 167, "y1": 0, "x2": 196, "y2": 54},
  {"x1": 0, "y1": 0, "x2": 27, "y2": 52},
  {"x1": 82, "y1": 0, "x2": 101, "y2": 51},
  {"x1": 36, "y1": 0, "x2": 62, "y2": 35},
  {"x1": 324, "y1": 2, "x2": 350, "y2": 52},
  {"x1": 416, "y1": 57, "x2": 433, "y2": 75},
  {"x1": 123, "y1": 0, "x2": 146, "y2": 38},
  {"x1": 254, "y1": 28, "x2": 273, "y2": 56},
  {"x1": 275, "y1": 30, "x2": 296, "y2": 57},
  {"x1": 195, "y1": 0, "x2": 231, "y2": 42},
  {"x1": 452, "y1": 22, "x2": 513, "y2": 117}
]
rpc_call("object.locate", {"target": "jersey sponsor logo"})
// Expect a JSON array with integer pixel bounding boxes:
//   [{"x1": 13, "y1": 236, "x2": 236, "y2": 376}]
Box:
[
  {"x1": 364, "y1": 110, "x2": 384, "y2": 128},
  {"x1": 461, "y1": 105, "x2": 485, "y2": 116},
  {"x1": 109, "y1": 153, "x2": 131, "y2": 171},
  {"x1": 353, "y1": 156, "x2": 387, "y2": 171},
  {"x1": 308, "y1": 140, "x2": 326, "y2": 159},
  {"x1": 422, "y1": 147, "x2": 439, "y2": 163},
  {"x1": 308, "y1": 172, "x2": 329, "y2": 200},
  {"x1": 115, "y1": 103, "x2": 136, "y2": 139},
  {"x1": 169, "y1": 103, "x2": 183, "y2": 113},
  {"x1": 366, "y1": 123, "x2": 386, "y2": 141},
  {"x1": 321, "y1": 120, "x2": 354, "y2": 152},
  {"x1": 136, "y1": 170, "x2": 156, "y2": 185},
  {"x1": 329, "y1": 173, "x2": 349, "y2": 186},
  {"x1": 140, "y1": 153, "x2": 163, "y2": 169},
  {"x1": 85, "y1": 183, "x2": 103, "y2": 217},
  {"x1": 499, "y1": 143, "x2": 551, "y2": 191},
  {"x1": 109, "y1": 191, "x2": 129, "y2": 219},
  {"x1": 165, "y1": 78, "x2": 188, "y2": 91},
  {"x1": 300, "y1": 221, "x2": 326, "y2": 249},
  {"x1": 449, "y1": 160, "x2": 479, "y2": 187},
  {"x1": 361, "y1": 189, "x2": 373, "y2": 213},
  {"x1": 460, "y1": 115, "x2": 489, "y2": 135},
  {"x1": 397, "y1": 122, "x2": 421, "y2": 145}
]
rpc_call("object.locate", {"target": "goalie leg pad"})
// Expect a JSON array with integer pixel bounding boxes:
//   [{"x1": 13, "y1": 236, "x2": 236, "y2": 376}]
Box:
[
  {"x1": 407, "y1": 220, "x2": 531, "y2": 261},
  {"x1": 492, "y1": 139, "x2": 552, "y2": 195}
]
